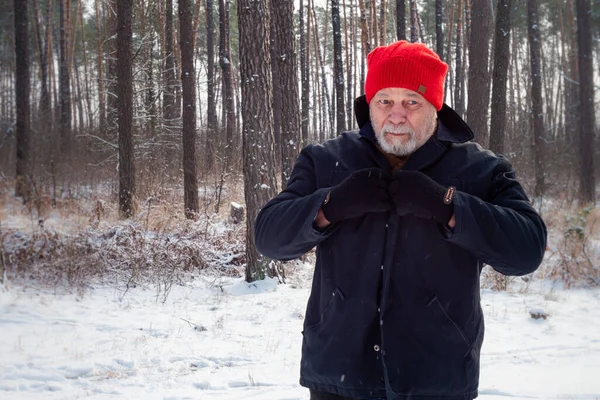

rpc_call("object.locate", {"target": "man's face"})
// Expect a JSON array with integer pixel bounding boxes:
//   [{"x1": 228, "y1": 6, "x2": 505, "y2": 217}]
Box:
[{"x1": 369, "y1": 87, "x2": 438, "y2": 157}]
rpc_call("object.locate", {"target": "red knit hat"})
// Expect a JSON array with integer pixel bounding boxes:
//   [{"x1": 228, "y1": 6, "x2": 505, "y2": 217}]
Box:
[{"x1": 365, "y1": 40, "x2": 448, "y2": 110}]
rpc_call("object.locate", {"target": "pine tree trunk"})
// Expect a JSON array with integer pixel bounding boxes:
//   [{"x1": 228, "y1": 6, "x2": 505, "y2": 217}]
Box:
[
  {"x1": 271, "y1": 0, "x2": 301, "y2": 187},
  {"x1": 435, "y1": 0, "x2": 443, "y2": 59},
  {"x1": 219, "y1": 0, "x2": 236, "y2": 168},
  {"x1": 453, "y1": 0, "x2": 464, "y2": 117},
  {"x1": 312, "y1": 3, "x2": 333, "y2": 138},
  {"x1": 576, "y1": 0, "x2": 596, "y2": 203},
  {"x1": 163, "y1": 0, "x2": 177, "y2": 123},
  {"x1": 488, "y1": 0, "x2": 512, "y2": 155},
  {"x1": 527, "y1": 0, "x2": 545, "y2": 199},
  {"x1": 179, "y1": 0, "x2": 199, "y2": 218},
  {"x1": 343, "y1": 0, "x2": 353, "y2": 128},
  {"x1": 32, "y1": 0, "x2": 49, "y2": 121},
  {"x1": 59, "y1": 0, "x2": 71, "y2": 152},
  {"x1": 409, "y1": 0, "x2": 418, "y2": 43},
  {"x1": 466, "y1": 0, "x2": 491, "y2": 145},
  {"x1": 379, "y1": 0, "x2": 386, "y2": 45},
  {"x1": 117, "y1": 0, "x2": 135, "y2": 218},
  {"x1": 270, "y1": 1, "x2": 283, "y2": 168},
  {"x1": 332, "y1": 0, "x2": 346, "y2": 135},
  {"x1": 358, "y1": 0, "x2": 371, "y2": 53},
  {"x1": 396, "y1": 0, "x2": 406, "y2": 41},
  {"x1": 238, "y1": 0, "x2": 278, "y2": 283},
  {"x1": 14, "y1": 0, "x2": 32, "y2": 199},
  {"x1": 206, "y1": 0, "x2": 217, "y2": 170},
  {"x1": 300, "y1": 0, "x2": 310, "y2": 145},
  {"x1": 94, "y1": 0, "x2": 105, "y2": 133}
]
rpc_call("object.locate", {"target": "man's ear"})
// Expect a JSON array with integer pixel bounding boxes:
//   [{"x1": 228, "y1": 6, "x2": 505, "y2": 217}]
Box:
[{"x1": 354, "y1": 95, "x2": 370, "y2": 128}]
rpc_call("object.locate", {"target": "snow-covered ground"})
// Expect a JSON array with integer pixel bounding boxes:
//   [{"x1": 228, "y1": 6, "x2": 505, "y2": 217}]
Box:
[{"x1": 1, "y1": 267, "x2": 600, "y2": 400}]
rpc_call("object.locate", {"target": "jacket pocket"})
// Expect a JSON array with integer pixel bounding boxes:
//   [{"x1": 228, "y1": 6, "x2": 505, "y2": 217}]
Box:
[
  {"x1": 427, "y1": 296, "x2": 473, "y2": 356},
  {"x1": 304, "y1": 287, "x2": 345, "y2": 332}
]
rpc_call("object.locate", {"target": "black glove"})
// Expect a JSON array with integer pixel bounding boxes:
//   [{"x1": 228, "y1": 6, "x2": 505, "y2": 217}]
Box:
[
  {"x1": 322, "y1": 168, "x2": 392, "y2": 223},
  {"x1": 388, "y1": 171, "x2": 455, "y2": 225}
]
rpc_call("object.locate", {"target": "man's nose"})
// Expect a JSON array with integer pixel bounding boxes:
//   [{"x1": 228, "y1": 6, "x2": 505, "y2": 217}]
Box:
[{"x1": 387, "y1": 103, "x2": 406, "y2": 125}]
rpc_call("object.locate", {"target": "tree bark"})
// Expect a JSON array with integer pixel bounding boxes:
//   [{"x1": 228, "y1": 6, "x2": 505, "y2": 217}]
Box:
[
  {"x1": 299, "y1": 0, "x2": 310, "y2": 145},
  {"x1": 206, "y1": 0, "x2": 217, "y2": 171},
  {"x1": 163, "y1": 0, "x2": 177, "y2": 123},
  {"x1": 59, "y1": 0, "x2": 71, "y2": 152},
  {"x1": 117, "y1": 0, "x2": 135, "y2": 218},
  {"x1": 94, "y1": 0, "x2": 105, "y2": 133},
  {"x1": 435, "y1": 0, "x2": 443, "y2": 59},
  {"x1": 219, "y1": 0, "x2": 236, "y2": 168},
  {"x1": 576, "y1": 0, "x2": 596, "y2": 203},
  {"x1": 409, "y1": 0, "x2": 418, "y2": 43},
  {"x1": 179, "y1": 0, "x2": 199, "y2": 218},
  {"x1": 396, "y1": 0, "x2": 406, "y2": 41},
  {"x1": 466, "y1": 0, "x2": 491, "y2": 145},
  {"x1": 332, "y1": 0, "x2": 346, "y2": 135},
  {"x1": 527, "y1": 0, "x2": 545, "y2": 199},
  {"x1": 14, "y1": 0, "x2": 32, "y2": 199},
  {"x1": 488, "y1": 0, "x2": 512, "y2": 155},
  {"x1": 238, "y1": 0, "x2": 278, "y2": 282},
  {"x1": 453, "y1": 0, "x2": 464, "y2": 117},
  {"x1": 271, "y1": 0, "x2": 302, "y2": 187}
]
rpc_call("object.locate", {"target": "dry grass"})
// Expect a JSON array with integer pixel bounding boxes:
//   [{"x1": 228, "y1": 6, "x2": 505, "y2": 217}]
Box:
[{"x1": 0, "y1": 174, "x2": 248, "y2": 297}]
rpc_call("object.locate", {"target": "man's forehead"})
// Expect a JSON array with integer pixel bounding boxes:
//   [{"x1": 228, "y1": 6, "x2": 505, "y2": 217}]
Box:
[{"x1": 374, "y1": 88, "x2": 424, "y2": 99}]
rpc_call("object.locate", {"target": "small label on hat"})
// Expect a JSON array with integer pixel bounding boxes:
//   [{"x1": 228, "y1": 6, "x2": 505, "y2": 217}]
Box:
[{"x1": 418, "y1": 85, "x2": 427, "y2": 94}]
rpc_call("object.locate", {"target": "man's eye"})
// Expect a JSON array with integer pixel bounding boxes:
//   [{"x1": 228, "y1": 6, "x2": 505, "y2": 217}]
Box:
[
  {"x1": 379, "y1": 100, "x2": 390, "y2": 105},
  {"x1": 407, "y1": 100, "x2": 418, "y2": 106}
]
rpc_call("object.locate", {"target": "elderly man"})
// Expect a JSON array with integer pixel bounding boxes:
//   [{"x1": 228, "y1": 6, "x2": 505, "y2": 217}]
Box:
[{"x1": 254, "y1": 40, "x2": 547, "y2": 400}]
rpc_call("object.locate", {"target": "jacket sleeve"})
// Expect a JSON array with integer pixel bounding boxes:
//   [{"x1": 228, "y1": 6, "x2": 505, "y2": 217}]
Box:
[
  {"x1": 444, "y1": 157, "x2": 548, "y2": 276},
  {"x1": 254, "y1": 145, "x2": 336, "y2": 261}
]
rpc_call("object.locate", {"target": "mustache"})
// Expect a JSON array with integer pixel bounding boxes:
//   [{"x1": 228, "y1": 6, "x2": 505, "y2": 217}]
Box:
[{"x1": 381, "y1": 125, "x2": 415, "y2": 135}]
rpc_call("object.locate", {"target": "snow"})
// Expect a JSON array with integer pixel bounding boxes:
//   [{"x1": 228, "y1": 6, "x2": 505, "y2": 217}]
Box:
[{"x1": 1, "y1": 273, "x2": 600, "y2": 400}]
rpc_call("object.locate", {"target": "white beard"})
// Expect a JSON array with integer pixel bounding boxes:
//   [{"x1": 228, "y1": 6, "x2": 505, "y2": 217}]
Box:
[
  {"x1": 372, "y1": 112, "x2": 437, "y2": 157},
  {"x1": 376, "y1": 125, "x2": 420, "y2": 157}
]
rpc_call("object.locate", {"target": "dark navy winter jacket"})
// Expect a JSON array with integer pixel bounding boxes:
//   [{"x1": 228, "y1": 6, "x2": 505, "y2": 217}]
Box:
[{"x1": 254, "y1": 101, "x2": 547, "y2": 400}]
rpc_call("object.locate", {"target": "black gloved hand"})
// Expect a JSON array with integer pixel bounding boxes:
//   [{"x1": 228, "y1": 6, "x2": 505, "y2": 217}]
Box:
[
  {"x1": 322, "y1": 168, "x2": 392, "y2": 223},
  {"x1": 388, "y1": 171, "x2": 455, "y2": 225}
]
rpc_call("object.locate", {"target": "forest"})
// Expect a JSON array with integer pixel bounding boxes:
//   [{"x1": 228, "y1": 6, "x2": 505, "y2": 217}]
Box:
[{"x1": 1, "y1": 0, "x2": 599, "y2": 286}]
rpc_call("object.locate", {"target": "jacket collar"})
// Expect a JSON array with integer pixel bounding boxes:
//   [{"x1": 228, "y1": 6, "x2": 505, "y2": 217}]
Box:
[{"x1": 354, "y1": 95, "x2": 474, "y2": 171}]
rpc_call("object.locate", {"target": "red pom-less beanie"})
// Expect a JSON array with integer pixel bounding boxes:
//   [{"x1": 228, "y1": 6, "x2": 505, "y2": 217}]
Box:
[{"x1": 365, "y1": 40, "x2": 448, "y2": 111}]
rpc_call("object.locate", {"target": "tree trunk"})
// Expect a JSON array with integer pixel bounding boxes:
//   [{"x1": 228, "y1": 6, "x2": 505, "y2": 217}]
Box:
[
  {"x1": 576, "y1": 0, "x2": 596, "y2": 203},
  {"x1": 237, "y1": 0, "x2": 278, "y2": 283},
  {"x1": 453, "y1": 0, "x2": 464, "y2": 117},
  {"x1": 163, "y1": 0, "x2": 177, "y2": 123},
  {"x1": 343, "y1": 0, "x2": 353, "y2": 128},
  {"x1": 332, "y1": 0, "x2": 346, "y2": 135},
  {"x1": 179, "y1": 0, "x2": 199, "y2": 218},
  {"x1": 358, "y1": 0, "x2": 371, "y2": 53},
  {"x1": 379, "y1": 0, "x2": 386, "y2": 45},
  {"x1": 526, "y1": 0, "x2": 545, "y2": 199},
  {"x1": 59, "y1": 0, "x2": 71, "y2": 152},
  {"x1": 409, "y1": 0, "x2": 418, "y2": 43},
  {"x1": 94, "y1": 0, "x2": 105, "y2": 133},
  {"x1": 14, "y1": 0, "x2": 32, "y2": 199},
  {"x1": 271, "y1": 0, "x2": 302, "y2": 187},
  {"x1": 396, "y1": 0, "x2": 406, "y2": 41},
  {"x1": 117, "y1": 0, "x2": 135, "y2": 218},
  {"x1": 269, "y1": 1, "x2": 283, "y2": 167},
  {"x1": 206, "y1": 0, "x2": 217, "y2": 171},
  {"x1": 219, "y1": 0, "x2": 236, "y2": 168},
  {"x1": 300, "y1": 0, "x2": 310, "y2": 145},
  {"x1": 488, "y1": 0, "x2": 512, "y2": 155},
  {"x1": 32, "y1": 0, "x2": 50, "y2": 121},
  {"x1": 435, "y1": 0, "x2": 444, "y2": 59},
  {"x1": 466, "y1": 0, "x2": 491, "y2": 145}
]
